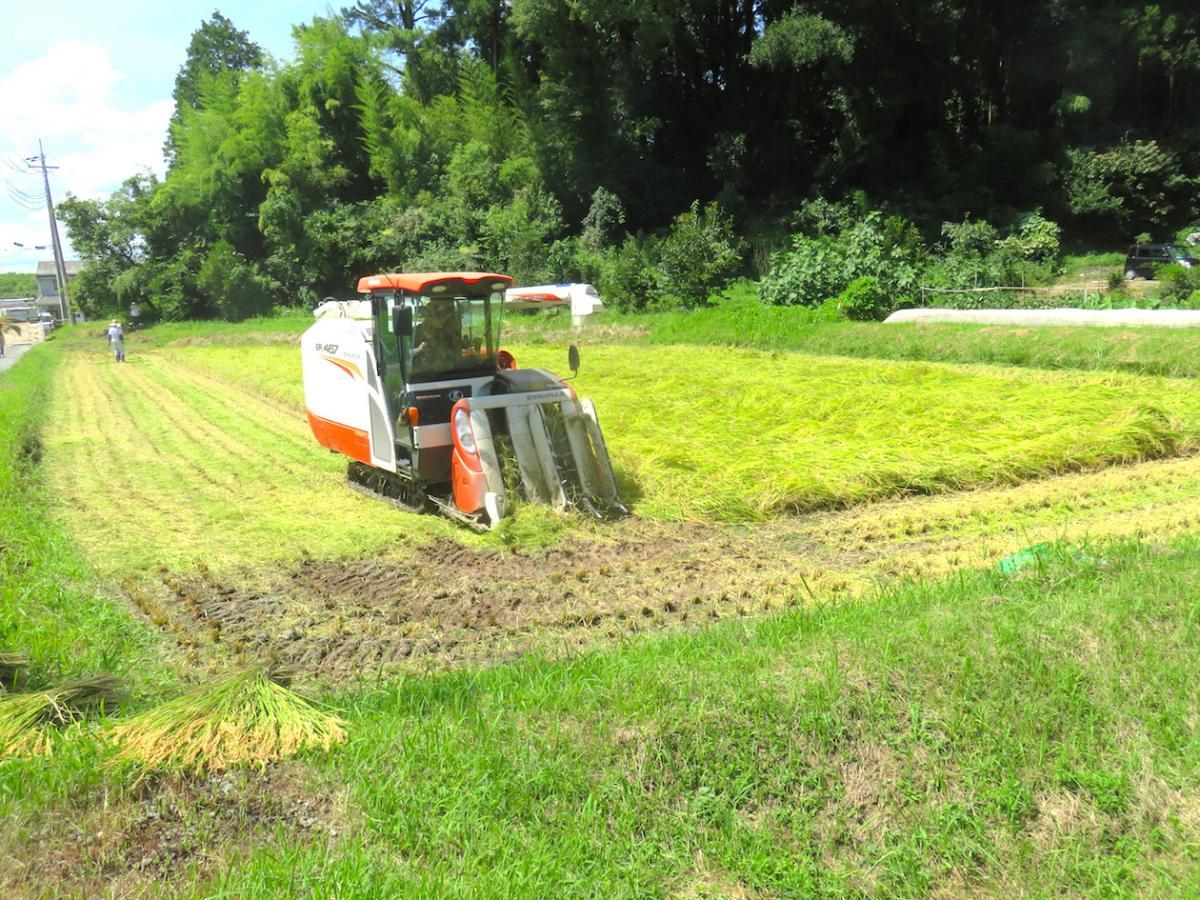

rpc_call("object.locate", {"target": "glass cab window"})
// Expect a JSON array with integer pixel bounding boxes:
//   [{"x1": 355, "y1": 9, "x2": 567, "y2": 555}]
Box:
[
  {"x1": 373, "y1": 288, "x2": 505, "y2": 389},
  {"x1": 400, "y1": 291, "x2": 504, "y2": 382}
]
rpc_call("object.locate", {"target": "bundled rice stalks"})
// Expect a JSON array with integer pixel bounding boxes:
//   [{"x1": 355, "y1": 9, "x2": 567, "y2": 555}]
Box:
[
  {"x1": 0, "y1": 674, "x2": 121, "y2": 757},
  {"x1": 107, "y1": 669, "x2": 346, "y2": 772}
]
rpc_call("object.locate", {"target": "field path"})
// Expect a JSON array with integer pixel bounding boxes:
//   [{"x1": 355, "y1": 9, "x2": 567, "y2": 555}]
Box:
[{"x1": 42, "y1": 344, "x2": 1200, "y2": 677}]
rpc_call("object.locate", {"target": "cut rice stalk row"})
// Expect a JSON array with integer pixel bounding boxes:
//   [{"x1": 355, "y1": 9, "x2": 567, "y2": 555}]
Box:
[
  {"x1": 107, "y1": 669, "x2": 346, "y2": 772},
  {"x1": 0, "y1": 666, "x2": 346, "y2": 773},
  {"x1": 0, "y1": 675, "x2": 120, "y2": 758}
]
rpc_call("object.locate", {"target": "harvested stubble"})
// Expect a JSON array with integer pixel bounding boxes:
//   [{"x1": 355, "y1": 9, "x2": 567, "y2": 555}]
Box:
[
  {"x1": 107, "y1": 669, "x2": 346, "y2": 772},
  {"x1": 0, "y1": 675, "x2": 120, "y2": 757}
]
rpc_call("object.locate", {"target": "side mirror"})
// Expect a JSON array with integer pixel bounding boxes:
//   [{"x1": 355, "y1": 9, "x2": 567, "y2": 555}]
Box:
[
  {"x1": 394, "y1": 307, "x2": 413, "y2": 336},
  {"x1": 568, "y1": 343, "x2": 580, "y2": 377}
]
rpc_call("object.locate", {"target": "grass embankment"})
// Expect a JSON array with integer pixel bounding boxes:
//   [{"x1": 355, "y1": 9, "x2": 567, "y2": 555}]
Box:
[
  {"x1": 640, "y1": 312, "x2": 1200, "y2": 379},
  {"x1": 0, "y1": 346, "x2": 159, "y2": 682},
  {"x1": 511, "y1": 285, "x2": 1200, "y2": 379},
  {"x1": 211, "y1": 537, "x2": 1200, "y2": 896},
  {"x1": 135, "y1": 337, "x2": 1200, "y2": 524}
]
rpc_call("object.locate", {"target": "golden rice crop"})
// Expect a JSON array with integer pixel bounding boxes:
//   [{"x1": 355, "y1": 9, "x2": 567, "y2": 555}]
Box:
[
  {"x1": 0, "y1": 675, "x2": 120, "y2": 758},
  {"x1": 513, "y1": 345, "x2": 1200, "y2": 522},
  {"x1": 107, "y1": 669, "x2": 346, "y2": 772},
  {"x1": 160, "y1": 341, "x2": 1200, "y2": 523}
]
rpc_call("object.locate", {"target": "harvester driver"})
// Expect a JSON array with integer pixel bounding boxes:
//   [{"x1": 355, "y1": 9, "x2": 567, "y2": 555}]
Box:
[{"x1": 413, "y1": 297, "x2": 463, "y2": 373}]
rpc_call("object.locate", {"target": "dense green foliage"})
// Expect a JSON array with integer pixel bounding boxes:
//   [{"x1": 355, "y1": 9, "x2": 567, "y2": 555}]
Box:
[
  {"x1": 57, "y1": 4, "x2": 1200, "y2": 321},
  {"x1": 758, "y1": 195, "x2": 1082, "y2": 312},
  {"x1": 0, "y1": 272, "x2": 36, "y2": 299}
]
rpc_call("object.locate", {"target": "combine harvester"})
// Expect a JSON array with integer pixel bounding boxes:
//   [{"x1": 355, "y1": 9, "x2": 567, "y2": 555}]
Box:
[{"x1": 301, "y1": 272, "x2": 624, "y2": 529}]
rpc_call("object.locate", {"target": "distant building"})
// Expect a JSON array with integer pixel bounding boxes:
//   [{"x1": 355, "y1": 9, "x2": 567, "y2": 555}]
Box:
[{"x1": 36, "y1": 260, "x2": 83, "y2": 319}]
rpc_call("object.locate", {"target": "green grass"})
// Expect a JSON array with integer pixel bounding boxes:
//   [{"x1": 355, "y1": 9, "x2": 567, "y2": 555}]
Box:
[
  {"x1": 111, "y1": 313, "x2": 313, "y2": 349},
  {"x1": 1060, "y1": 251, "x2": 1125, "y2": 277},
  {"x1": 0, "y1": 342, "x2": 176, "y2": 836},
  {"x1": 0, "y1": 345, "x2": 160, "y2": 683},
  {"x1": 211, "y1": 536, "x2": 1200, "y2": 896}
]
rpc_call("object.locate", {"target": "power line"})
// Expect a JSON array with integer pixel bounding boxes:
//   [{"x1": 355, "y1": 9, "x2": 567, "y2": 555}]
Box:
[
  {"x1": 6, "y1": 184, "x2": 42, "y2": 210},
  {"x1": 6, "y1": 181, "x2": 43, "y2": 203}
]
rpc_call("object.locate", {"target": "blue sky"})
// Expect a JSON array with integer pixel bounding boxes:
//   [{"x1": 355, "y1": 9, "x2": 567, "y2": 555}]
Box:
[{"x1": 0, "y1": 0, "x2": 336, "y2": 273}]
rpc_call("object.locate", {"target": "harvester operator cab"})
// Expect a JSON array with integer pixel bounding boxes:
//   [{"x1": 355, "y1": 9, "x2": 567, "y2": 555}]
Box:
[
  {"x1": 410, "y1": 297, "x2": 469, "y2": 374},
  {"x1": 379, "y1": 289, "x2": 503, "y2": 383},
  {"x1": 362, "y1": 274, "x2": 511, "y2": 484}
]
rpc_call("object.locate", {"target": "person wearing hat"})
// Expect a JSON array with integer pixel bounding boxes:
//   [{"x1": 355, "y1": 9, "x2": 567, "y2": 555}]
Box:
[
  {"x1": 411, "y1": 297, "x2": 464, "y2": 374},
  {"x1": 107, "y1": 319, "x2": 126, "y2": 363}
]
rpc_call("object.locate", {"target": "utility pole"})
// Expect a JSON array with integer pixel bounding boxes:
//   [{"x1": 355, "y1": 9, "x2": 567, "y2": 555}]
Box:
[{"x1": 27, "y1": 140, "x2": 71, "y2": 324}]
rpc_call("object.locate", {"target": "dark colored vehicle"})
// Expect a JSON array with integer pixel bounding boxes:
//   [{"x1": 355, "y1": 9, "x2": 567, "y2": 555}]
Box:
[{"x1": 1124, "y1": 243, "x2": 1198, "y2": 280}]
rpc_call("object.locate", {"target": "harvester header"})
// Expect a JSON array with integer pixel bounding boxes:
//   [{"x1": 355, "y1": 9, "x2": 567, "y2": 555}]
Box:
[{"x1": 301, "y1": 271, "x2": 624, "y2": 528}]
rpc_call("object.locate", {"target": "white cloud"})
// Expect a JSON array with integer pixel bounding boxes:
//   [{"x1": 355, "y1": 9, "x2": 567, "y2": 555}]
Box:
[{"x1": 0, "y1": 41, "x2": 173, "y2": 269}]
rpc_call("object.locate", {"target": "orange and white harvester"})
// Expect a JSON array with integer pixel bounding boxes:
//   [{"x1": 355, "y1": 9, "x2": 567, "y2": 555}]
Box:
[{"x1": 300, "y1": 272, "x2": 623, "y2": 528}]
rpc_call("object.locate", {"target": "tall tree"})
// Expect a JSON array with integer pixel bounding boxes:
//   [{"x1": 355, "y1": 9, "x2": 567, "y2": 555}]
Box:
[{"x1": 165, "y1": 11, "x2": 265, "y2": 162}]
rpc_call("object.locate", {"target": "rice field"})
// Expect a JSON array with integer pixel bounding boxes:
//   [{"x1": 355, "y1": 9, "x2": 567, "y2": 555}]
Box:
[
  {"x1": 11, "y1": 325, "x2": 1200, "y2": 895},
  {"x1": 161, "y1": 339, "x2": 1200, "y2": 521},
  {"x1": 42, "y1": 350, "x2": 466, "y2": 576},
  {"x1": 37, "y1": 333, "x2": 1200, "y2": 611}
]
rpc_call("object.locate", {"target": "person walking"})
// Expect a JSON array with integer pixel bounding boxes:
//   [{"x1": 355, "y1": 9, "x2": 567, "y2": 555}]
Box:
[
  {"x1": 107, "y1": 319, "x2": 126, "y2": 363},
  {"x1": 129, "y1": 300, "x2": 141, "y2": 331}
]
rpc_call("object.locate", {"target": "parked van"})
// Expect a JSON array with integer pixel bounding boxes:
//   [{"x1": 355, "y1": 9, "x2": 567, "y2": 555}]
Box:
[{"x1": 1124, "y1": 243, "x2": 1198, "y2": 280}]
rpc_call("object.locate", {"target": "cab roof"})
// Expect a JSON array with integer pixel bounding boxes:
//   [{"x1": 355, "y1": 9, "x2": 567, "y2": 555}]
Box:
[{"x1": 356, "y1": 272, "x2": 513, "y2": 294}]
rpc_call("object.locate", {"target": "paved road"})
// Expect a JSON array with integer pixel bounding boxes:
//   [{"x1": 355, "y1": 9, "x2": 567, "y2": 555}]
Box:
[{"x1": 0, "y1": 342, "x2": 31, "y2": 375}]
